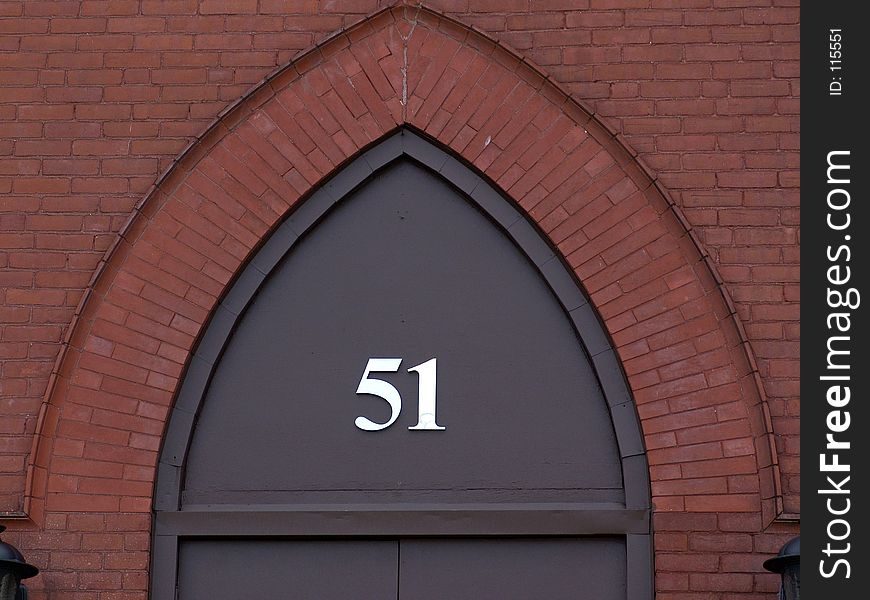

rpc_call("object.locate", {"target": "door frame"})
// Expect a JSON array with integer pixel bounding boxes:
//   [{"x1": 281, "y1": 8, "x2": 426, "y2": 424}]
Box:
[{"x1": 151, "y1": 128, "x2": 652, "y2": 600}]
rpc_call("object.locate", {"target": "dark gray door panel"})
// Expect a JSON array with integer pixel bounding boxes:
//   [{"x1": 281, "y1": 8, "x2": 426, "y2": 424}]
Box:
[
  {"x1": 177, "y1": 540, "x2": 398, "y2": 600},
  {"x1": 399, "y1": 538, "x2": 626, "y2": 600}
]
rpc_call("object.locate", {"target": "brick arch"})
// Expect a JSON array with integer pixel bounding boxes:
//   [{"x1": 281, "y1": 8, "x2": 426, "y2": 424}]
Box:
[{"x1": 20, "y1": 1, "x2": 779, "y2": 595}]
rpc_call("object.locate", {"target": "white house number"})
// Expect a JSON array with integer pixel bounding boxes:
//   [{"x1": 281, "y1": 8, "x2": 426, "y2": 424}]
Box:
[{"x1": 355, "y1": 358, "x2": 445, "y2": 431}]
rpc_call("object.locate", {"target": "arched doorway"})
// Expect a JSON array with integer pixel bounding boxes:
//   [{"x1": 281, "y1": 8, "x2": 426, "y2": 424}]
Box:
[
  {"x1": 20, "y1": 6, "x2": 783, "y2": 597},
  {"x1": 151, "y1": 130, "x2": 652, "y2": 599}
]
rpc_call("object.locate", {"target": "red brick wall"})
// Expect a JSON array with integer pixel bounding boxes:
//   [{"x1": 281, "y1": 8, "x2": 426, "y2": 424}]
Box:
[{"x1": 1, "y1": 1, "x2": 799, "y2": 598}]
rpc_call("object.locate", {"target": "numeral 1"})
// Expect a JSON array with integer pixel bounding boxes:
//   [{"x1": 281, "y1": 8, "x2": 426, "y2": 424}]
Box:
[{"x1": 408, "y1": 358, "x2": 445, "y2": 431}]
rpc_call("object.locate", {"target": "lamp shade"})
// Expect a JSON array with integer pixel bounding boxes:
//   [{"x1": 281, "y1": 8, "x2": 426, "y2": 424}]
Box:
[{"x1": 763, "y1": 536, "x2": 799, "y2": 600}]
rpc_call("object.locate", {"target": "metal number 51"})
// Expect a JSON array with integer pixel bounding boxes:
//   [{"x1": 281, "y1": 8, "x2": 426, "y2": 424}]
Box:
[{"x1": 354, "y1": 358, "x2": 445, "y2": 431}]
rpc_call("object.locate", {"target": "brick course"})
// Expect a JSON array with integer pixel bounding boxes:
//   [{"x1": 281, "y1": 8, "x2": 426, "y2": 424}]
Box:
[{"x1": 1, "y1": 1, "x2": 798, "y2": 598}]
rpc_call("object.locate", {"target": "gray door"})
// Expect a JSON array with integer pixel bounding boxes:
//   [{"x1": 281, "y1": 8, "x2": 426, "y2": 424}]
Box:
[
  {"x1": 400, "y1": 538, "x2": 626, "y2": 600},
  {"x1": 178, "y1": 538, "x2": 625, "y2": 600},
  {"x1": 178, "y1": 540, "x2": 398, "y2": 600}
]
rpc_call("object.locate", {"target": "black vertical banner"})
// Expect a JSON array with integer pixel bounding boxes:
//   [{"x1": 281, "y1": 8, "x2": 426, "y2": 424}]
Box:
[{"x1": 802, "y1": 4, "x2": 869, "y2": 598}]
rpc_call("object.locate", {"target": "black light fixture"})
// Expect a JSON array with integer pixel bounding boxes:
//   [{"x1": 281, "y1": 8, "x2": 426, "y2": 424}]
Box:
[
  {"x1": 763, "y1": 536, "x2": 800, "y2": 600},
  {"x1": 0, "y1": 526, "x2": 39, "y2": 600}
]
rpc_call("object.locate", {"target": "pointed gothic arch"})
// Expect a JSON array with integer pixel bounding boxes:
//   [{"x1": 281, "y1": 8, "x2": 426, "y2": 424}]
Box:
[{"x1": 151, "y1": 128, "x2": 653, "y2": 599}]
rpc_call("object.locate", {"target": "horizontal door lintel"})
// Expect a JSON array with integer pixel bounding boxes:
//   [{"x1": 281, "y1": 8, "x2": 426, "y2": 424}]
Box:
[{"x1": 156, "y1": 503, "x2": 650, "y2": 537}]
